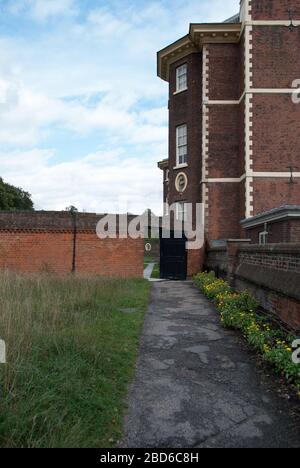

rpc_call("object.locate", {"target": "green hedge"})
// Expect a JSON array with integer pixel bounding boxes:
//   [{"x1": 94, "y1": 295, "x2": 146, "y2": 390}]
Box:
[{"x1": 194, "y1": 272, "x2": 300, "y2": 395}]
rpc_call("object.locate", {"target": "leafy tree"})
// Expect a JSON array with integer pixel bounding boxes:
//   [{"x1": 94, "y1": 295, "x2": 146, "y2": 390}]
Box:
[
  {"x1": 65, "y1": 206, "x2": 79, "y2": 213},
  {"x1": 0, "y1": 177, "x2": 34, "y2": 211}
]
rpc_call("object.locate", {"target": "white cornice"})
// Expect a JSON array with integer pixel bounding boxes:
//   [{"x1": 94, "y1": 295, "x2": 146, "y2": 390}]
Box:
[
  {"x1": 157, "y1": 23, "x2": 241, "y2": 82},
  {"x1": 241, "y1": 208, "x2": 300, "y2": 228}
]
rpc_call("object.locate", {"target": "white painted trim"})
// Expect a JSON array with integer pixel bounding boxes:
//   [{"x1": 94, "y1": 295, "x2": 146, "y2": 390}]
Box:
[
  {"x1": 173, "y1": 88, "x2": 188, "y2": 96},
  {"x1": 173, "y1": 163, "x2": 188, "y2": 170},
  {"x1": 201, "y1": 175, "x2": 246, "y2": 183},
  {"x1": 244, "y1": 17, "x2": 254, "y2": 218},
  {"x1": 205, "y1": 100, "x2": 240, "y2": 105},
  {"x1": 175, "y1": 172, "x2": 188, "y2": 193},
  {"x1": 200, "y1": 172, "x2": 300, "y2": 183},
  {"x1": 251, "y1": 172, "x2": 300, "y2": 178},
  {"x1": 208, "y1": 88, "x2": 300, "y2": 106},
  {"x1": 245, "y1": 20, "x2": 300, "y2": 27},
  {"x1": 251, "y1": 88, "x2": 299, "y2": 94},
  {"x1": 202, "y1": 45, "x2": 209, "y2": 233},
  {"x1": 240, "y1": 0, "x2": 251, "y2": 23}
]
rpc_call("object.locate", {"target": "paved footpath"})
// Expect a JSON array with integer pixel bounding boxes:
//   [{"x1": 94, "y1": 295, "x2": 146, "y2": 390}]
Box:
[{"x1": 123, "y1": 281, "x2": 300, "y2": 448}]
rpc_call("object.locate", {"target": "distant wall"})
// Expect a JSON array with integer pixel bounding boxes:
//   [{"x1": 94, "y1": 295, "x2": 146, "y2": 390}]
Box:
[
  {"x1": 144, "y1": 238, "x2": 160, "y2": 261},
  {"x1": 0, "y1": 211, "x2": 144, "y2": 278}
]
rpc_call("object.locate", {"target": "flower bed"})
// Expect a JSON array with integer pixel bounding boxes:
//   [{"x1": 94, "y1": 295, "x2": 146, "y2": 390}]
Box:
[{"x1": 194, "y1": 272, "x2": 300, "y2": 395}]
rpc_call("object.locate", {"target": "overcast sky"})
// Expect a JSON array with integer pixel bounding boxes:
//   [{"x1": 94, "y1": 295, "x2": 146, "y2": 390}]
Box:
[{"x1": 0, "y1": 0, "x2": 238, "y2": 214}]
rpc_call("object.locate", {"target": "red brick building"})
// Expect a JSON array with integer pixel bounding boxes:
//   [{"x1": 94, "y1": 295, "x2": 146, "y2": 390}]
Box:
[{"x1": 158, "y1": 0, "x2": 300, "y2": 274}]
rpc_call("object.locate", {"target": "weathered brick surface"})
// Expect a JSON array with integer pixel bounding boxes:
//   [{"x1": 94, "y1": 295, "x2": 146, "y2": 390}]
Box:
[
  {"x1": 245, "y1": 219, "x2": 300, "y2": 244},
  {"x1": 238, "y1": 250, "x2": 300, "y2": 274},
  {"x1": 207, "y1": 242, "x2": 300, "y2": 329},
  {"x1": 208, "y1": 105, "x2": 241, "y2": 178},
  {"x1": 271, "y1": 295, "x2": 300, "y2": 330},
  {"x1": 187, "y1": 248, "x2": 204, "y2": 277},
  {"x1": 167, "y1": 53, "x2": 203, "y2": 211},
  {"x1": 252, "y1": 27, "x2": 300, "y2": 89},
  {"x1": 207, "y1": 183, "x2": 243, "y2": 240},
  {"x1": 161, "y1": 1, "x2": 300, "y2": 244},
  {"x1": 251, "y1": 0, "x2": 300, "y2": 21},
  {"x1": 208, "y1": 44, "x2": 241, "y2": 100},
  {"x1": 252, "y1": 94, "x2": 300, "y2": 172},
  {"x1": 0, "y1": 212, "x2": 144, "y2": 277},
  {"x1": 252, "y1": 179, "x2": 300, "y2": 214},
  {"x1": 204, "y1": 247, "x2": 228, "y2": 277}
]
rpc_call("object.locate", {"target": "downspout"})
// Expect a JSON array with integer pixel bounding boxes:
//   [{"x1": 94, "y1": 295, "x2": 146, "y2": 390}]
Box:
[{"x1": 71, "y1": 209, "x2": 77, "y2": 274}]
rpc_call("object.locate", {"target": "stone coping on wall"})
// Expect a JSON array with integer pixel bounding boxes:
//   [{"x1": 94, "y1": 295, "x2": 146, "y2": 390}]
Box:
[
  {"x1": 206, "y1": 246, "x2": 228, "y2": 253},
  {"x1": 238, "y1": 243, "x2": 300, "y2": 255},
  {"x1": 235, "y1": 263, "x2": 300, "y2": 302},
  {"x1": 0, "y1": 211, "x2": 139, "y2": 233}
]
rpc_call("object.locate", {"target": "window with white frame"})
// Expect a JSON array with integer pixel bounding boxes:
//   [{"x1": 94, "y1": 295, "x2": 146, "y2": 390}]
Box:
[
  {"x1": 259, "y1": 231, "x2": 268, "y2": 245},
  {"x1": 176, "y1": 64, "x2": 187, "y2": 92},
  {"x1": 176, "y1": 124, "x2": 187, "y2": 166},
  {"x1": 176, "y1": 201, "x2": 187, "y2": 222}
]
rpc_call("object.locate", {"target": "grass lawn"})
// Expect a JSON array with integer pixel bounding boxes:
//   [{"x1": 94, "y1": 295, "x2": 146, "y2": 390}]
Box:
[
  {"x1": 0, "y1": 272, "x2": 150, "y2": 448},
  {"x1": 151, "y1": 263, "x2": 160, "y2": 279}
]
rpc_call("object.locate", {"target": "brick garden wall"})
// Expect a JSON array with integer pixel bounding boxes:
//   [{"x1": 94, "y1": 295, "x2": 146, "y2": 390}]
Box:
[
  {"x1": 206, "y1": 242, "x2": 300, "y2": 330},
  {"x1": 0, "y1": 212, "x2": 144, "y2": 278}
]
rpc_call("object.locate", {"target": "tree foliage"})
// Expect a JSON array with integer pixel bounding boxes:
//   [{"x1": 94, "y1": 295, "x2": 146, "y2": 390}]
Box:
[{"x1": 0, "y1": 177, "x2": 34, "y2": 211}]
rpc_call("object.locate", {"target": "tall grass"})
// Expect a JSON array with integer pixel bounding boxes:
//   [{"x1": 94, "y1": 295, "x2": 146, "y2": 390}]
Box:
[{"x1": 0, "y1": 272, "x2": 150, "y2": 448}]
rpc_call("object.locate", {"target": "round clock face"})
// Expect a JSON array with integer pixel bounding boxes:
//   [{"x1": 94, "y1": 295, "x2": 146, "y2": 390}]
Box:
[{"x1": 175, "y1": 173, "x2": 187, "y2": 193}]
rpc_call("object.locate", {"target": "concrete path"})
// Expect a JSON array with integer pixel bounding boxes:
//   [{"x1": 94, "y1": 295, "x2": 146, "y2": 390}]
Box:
[
  {"x1": 123, "y1": 281, "x2": 300, "y2": 448},
  {"x1": 143, "y1": 263, "x2": 155, "y2": 280}
]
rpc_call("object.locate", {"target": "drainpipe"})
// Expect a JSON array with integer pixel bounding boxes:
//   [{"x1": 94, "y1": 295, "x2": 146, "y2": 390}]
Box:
[{"x1": 70, "y1": 209, "x2": 77, "y2": 274}]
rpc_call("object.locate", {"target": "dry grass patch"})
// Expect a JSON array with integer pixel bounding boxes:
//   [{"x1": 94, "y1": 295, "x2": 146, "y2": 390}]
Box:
[{"x1": 0, "y1": 272, "x2": 150, "y2": 448}]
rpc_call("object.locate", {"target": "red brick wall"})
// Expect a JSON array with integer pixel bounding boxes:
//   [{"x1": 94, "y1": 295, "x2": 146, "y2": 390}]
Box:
[
  {"x1": 245, "y1": 219, "x2": 300, "y2": 244},
  {"x1": 251, "y1": 0, "x2": 300, "y2": 21},
  {"x1": 236, "y1": 244, "x2": 300, "y2": 329},
  {"x1": 0, "y1": 231, "x2": 144, "y2": 278},
  {"x1": 208, "y1": 105, "x2": 241, "y2": 178},
  {"x1": 187, "y1": 248, "x2": 204, "y2": 277},
  {"x1": 252, "y1": 179, "x2": 300, "y2": 213},
  {"x1": 204, "y1": 42, "x2": 245, "y2": 241},
  {"x1": 206, "y1": 242, "x2": 300, "y2": 329},
  {"x1": 252, "y1": 94, "x2": 300, "y2": 172},
  {"x1": 207, "y1": 183, "x2": 243, "y2": 240},
  {"x1": 167, "y1": 53, "x2": 203, "y2": 210},
  {"x1": 208, "y1": 44, "x2": 241, "y2": 100},
  {"x1": 290, "y1": 220, "x2": 300, "y2": 242},
  {"x1": 252, "y1": 27, "x2": 300, "y2": 89}
]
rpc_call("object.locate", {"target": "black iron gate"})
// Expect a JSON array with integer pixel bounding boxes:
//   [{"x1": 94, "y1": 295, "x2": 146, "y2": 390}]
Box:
[{"x1": 160, "y1": 231, "x2": 187, "y2": 280}]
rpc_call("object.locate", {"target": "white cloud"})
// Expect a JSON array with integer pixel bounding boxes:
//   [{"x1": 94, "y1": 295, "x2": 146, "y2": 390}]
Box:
[
  {"x1": 5, "y1": 0, "x2": 78, "y2": 21},
  {"x1": 0, "y1": 0, "x2": 240, "y2": 214},
  {"x1": 0, "y1": 148, "x2": 163, "y2": 214},
  {"x1": 0, "y1": 71, "x2": 167, "y2": 147}
]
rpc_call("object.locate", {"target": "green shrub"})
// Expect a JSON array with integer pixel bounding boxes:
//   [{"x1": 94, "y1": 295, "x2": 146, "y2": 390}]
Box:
[{"x1": 194, "y1": 272, "x2": 231, "y2": 299}]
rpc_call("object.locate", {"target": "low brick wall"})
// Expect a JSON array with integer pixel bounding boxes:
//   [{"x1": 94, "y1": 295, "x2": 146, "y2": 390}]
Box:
[
  {"x1": 187, "y1": 248, "x2": 205, "y2": 277},
  {"x1": 205, "y1": 242, "x2": 300, "y2": 330},
  {"x1": 205, "y1": 247, "x2": 228, "y2": 278},
  {"x1": 0, "y1": 211, "x2": 144, "y2": 278}
]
